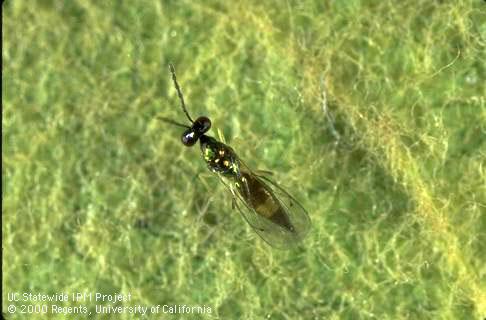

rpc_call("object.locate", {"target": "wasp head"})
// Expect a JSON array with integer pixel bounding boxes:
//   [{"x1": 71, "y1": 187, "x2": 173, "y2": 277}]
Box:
[{"x1": 181, "y1": 116, "x2": 211, "y2": 146}]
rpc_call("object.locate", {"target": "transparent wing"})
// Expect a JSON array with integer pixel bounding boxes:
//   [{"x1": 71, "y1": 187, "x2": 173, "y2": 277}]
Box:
[
  {"x1": 218, "y1": 168, "x2": 311, "y2": 249},
  {"x1": 256, "y1": 173, "x2": 312, "y2": 238}
]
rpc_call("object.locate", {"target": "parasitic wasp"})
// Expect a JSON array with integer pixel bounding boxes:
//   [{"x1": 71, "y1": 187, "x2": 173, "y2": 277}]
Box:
[{"x1": 160, "y1": 64, "x2": 311, "y2": 249}]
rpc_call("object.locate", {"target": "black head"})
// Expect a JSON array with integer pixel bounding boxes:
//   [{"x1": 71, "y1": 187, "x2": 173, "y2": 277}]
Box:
[
  {"x1": 181, "y1": 116, "x2": 211, "y2": 146},
  {"x1": 160, "y1": 64, "x2": 212, "y2": 147}
]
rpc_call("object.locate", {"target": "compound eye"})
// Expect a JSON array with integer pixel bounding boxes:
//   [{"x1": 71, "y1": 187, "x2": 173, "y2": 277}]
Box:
[
  {"x1": 194, "y1": 116, "x2": 211, "y2": 134},
  {"x1": 181, "y1": 128, "x2": 198, "y2": 147}
]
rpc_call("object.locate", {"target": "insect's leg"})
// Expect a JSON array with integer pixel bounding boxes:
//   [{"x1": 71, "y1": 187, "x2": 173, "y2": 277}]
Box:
[
  {"x1": 236, "y1": 171, "x2": 251, "y2": 201},
  {"x1": 216, "y1": 174, "x2": 242, "y2": 212},
  {"x1": 193, "y1": 171, "x2": 215, "y2": 192},
  {"x1": 194, "y1": 193, "x2": 213, "y2": 219},
  {"x1": 230, "y1": 136, "x2": 245, "y2": 147},
  {"x1": 216, "y1": 173, "x2": 234, "y2": 195},
  {"x1": 217, "y1": 129, "x2": 226, "y2": 144},
  {"x1": 254, "y1": 169, "x2": 274, "y2": 177}
]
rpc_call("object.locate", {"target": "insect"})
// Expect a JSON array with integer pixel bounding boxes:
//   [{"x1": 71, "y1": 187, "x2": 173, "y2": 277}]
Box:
[{"x1": 160, "y1": 64, "x2": 311, "y2": 249}]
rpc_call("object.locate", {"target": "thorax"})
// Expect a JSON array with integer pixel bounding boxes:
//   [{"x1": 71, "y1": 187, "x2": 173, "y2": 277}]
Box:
[{"x1": 199, "y1": 135, "x2": 240, "y2": 177}]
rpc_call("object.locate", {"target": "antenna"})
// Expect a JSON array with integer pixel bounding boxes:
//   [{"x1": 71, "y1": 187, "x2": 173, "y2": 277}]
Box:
[
  {"x1": 157, "y1": 116, "x2": 190, "y2": 128},
  {"x1": 168, "y1": 63, "x2": 194, "y2": 123}
]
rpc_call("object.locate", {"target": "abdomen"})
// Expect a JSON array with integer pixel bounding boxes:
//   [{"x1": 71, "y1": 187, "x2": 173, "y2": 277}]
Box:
[{"x1": 237, "y1": 171, "x2": 294, "y2": 232}]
